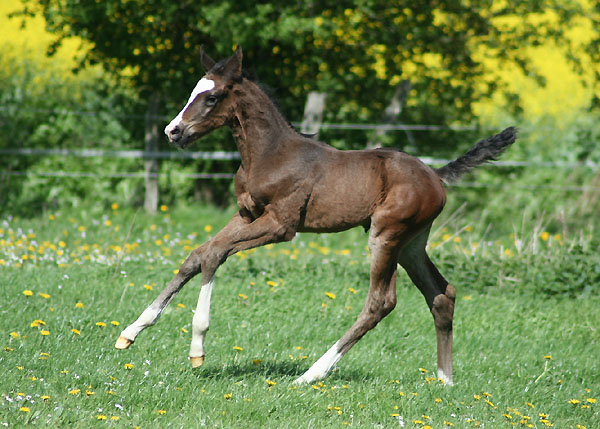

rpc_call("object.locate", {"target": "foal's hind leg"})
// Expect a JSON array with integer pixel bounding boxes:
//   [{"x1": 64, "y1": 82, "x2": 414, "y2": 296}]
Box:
[
  {"x1": 398, "y1": 229, "x2": 456, "y2": 385},
  {"x1": 295, "y1": 226, "x2": 402, "y2": 384}
]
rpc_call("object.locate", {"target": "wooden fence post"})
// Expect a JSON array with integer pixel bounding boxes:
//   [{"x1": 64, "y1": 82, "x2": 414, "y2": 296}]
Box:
[
  {"x1": 367, "y1": 79, "x2": 413, "y2": 149},
  {"x1": 301, "y1": 92, "x2": 326, "y2": 138},
  {"x1": 144, "y1": 93, "x2": 160, "y2": 213}
]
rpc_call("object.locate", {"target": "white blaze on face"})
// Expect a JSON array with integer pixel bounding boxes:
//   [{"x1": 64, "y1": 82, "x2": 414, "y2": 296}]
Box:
[{"x1": 164, "y1": 77, "x2": 215, "y2": 136}]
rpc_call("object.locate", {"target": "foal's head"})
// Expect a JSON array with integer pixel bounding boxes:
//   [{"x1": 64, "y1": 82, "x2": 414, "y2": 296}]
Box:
[{"x1": 165, "y1": 46, "x2": 244, "y2": 148}]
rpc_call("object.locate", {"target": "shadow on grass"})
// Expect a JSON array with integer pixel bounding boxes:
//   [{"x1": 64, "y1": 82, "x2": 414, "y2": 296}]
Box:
[{"x1": 186, "y1": 359, "x2": 372, "y2": 383}]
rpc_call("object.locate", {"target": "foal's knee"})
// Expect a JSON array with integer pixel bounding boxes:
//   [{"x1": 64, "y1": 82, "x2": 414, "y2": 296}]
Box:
[
  {"x1": 178, "y1": 246, "x2": 205, "y2": 278},
  {"x1": 431, "y1": 285, "x2": 455, "y2": 332},
  {"x1": 367, "y1": 294, "x2": 397, "y2": 325}
]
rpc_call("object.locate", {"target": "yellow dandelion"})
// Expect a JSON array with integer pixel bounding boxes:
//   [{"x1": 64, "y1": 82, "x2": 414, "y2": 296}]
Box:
[
  {"x1": 485, "y1": 399, "x2": 496, "y2": 408},
  {"x1": 157, "y1": 409, "x2": 167, "y2": 415},
  {"x1": 40, "y1": 330, "x2": 50, "y2": 336},
  {"x1": 238, "y1": 293, "x2": 248, "y2": 300},
  {"x1": 540, "y1": 232, "x2": 550, "y2": 241},
  {"x1": 204, "y1": 225, "x2": 213, "y2": 233},
  {"x1": 325, "y1": 292, "x2": 336, "y2": 299},
  {"x1": 20, "y1": 407, "x2": 30, "y2": 413},
  {"x1": 266, "y1": 280, "x2": 278, "y2": 287},
  {"x1": 68, "y1": 389, "x2": 81, "y2": 395},
  {"x1": 9, "y1": 331, "x2": 20, "y2": 338},
  {"x1": 419, "y1": 368, "x2": 428, "y2": 373},
  {"x1": 104, "y1": 220, "x2": 112, "y2": 227},
  {"x1": 95, "y1": 322, "x2": 107, "y2": 327},
  {"x1": 110, "y1": 416, "x2": 120, "y2": 421},
  {"x1": 86, "y1": 390, "x2": 95, "y2": 396},
  {"x1": 569, "y1": 399, "x2": 581, "y2": 405},
  {"x1": 23, "y1": 290, "x2": 34, "y2": 297},
  {"x1": 110, "y1": 321, "x2": 120, "y2": 326},
  {"x1": 160, "y1": 205, "x2": 168, "y2": 212},
  {"x1": 253, "y1": 359, "x2": 263, "y2": 365},
  {"x1": 177, "y1": 303, "x2": 186, "y2": 308},
  {"x1": 75, "y1": 302, "x2": 85, "y2": 308},
  {"x1": 97, "y1": 415, "x2": 107, "y2": 420},
  {"x1": 41, "y1": 395, "x2": 50, "y2": 400},
  {"x1": 435, "y1": 398, "x2": 442, "y2": 403},
  {"x1": 544, "y1": 355, "x2": 553, "y2": 360},
  {"x1": 111, "y1": 203, "x2": 119, "y2": 210},
  {"x1": 443, "y1": 421, "x2": 455, "y2": 427},
  {"x1": 224, "y1": 393, "x2": 233, "y2": 399},
  {"x1": 124, "y1": 363, "x2": 134, "y2": 370},
  {"x1": 233, "y1": 346, "x2": 244, "y2": 351},
  {"x1": 587, "y1": 398, "x2": 596, "y2": 403},
  {"x1": 30, "y1": 319, "x2": 45, "y2": 327},
  {"x1": 266, "y1": 380, "x2": 276, "y2": 387},
  {"x1": 39, "y1": 292, "x2": 51, "y2": 299},
  {"x1": 348, "y1": 287, "x2": 357, "y2": 294},
  {"x1": 144, "y1": 284, "x2": 153, "y2": 291},
  {"x1": 180, "y1": 327, "x2": 188, "y2": 333}
]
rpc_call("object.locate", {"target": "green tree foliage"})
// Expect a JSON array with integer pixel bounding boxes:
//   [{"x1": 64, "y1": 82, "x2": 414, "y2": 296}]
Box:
[{"x1": 18, "y1": 0, "x2": 587, "y2": 154}]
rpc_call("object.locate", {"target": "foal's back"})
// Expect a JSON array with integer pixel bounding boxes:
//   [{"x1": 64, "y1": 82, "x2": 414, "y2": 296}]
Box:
[{"x1": 291, "y1": 137, "x2": 446, "y2": 233}]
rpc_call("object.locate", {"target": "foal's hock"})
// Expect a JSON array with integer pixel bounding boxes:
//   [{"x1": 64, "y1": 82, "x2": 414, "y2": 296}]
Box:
[{"x1": 115, "y1": 46, "x2": 516, "y2": 385}]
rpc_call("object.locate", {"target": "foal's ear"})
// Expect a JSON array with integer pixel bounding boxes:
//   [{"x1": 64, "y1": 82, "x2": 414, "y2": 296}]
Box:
[
  {"x1": 222, "y1": 45, "x2": 243, "y2": 80},
  {"x1": 200, "y1": 46, "x2": 216, "y2": 72}
]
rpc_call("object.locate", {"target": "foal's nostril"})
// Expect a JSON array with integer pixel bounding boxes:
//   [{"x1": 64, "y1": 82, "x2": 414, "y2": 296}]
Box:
[{"x1": 169, "y1": 125, "x2": 182, "y2": 141}]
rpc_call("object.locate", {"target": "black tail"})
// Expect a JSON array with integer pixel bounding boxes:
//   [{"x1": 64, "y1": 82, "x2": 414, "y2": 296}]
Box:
[{"x1": 435, "y1": 127, "x2": 517, "y2": 184}]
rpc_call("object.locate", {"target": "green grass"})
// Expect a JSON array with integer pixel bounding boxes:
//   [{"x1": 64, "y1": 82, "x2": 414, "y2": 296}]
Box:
[{"x1": 1, "y1": 205, "x2": 598, "y2": 428}]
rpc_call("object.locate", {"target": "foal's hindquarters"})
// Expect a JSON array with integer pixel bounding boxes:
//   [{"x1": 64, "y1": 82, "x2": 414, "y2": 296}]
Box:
[{"x1": 295, "y1": 151, "x2": 455, "y2": 384}]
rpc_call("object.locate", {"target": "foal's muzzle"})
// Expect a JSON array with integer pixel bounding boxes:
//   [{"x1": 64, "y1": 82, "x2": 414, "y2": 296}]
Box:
[{"x1": 165, "y1": 124, "x2": 182, "y2": 143}]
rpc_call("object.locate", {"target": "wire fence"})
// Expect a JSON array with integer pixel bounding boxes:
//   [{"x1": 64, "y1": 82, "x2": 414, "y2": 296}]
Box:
[
  {"x1": 1, "y1": 106, "x2": 599, "y2": 190},
  {"x1": 2, "y1": 148, "x2": 599, "y2": 190}
]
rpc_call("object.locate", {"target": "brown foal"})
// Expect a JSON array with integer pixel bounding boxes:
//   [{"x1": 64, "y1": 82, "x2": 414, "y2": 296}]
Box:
[{"x1": 115, "y1": 46, "x2": 516, "y2": 385}]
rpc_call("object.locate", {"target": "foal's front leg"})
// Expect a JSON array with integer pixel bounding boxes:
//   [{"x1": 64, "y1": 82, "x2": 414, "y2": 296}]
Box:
[
  {"x1": 115, "y1": 211, "x2": 295, "y2": 367},
  {"x1": 114, "y1": 213, "x2": 250, "y2": 350}
]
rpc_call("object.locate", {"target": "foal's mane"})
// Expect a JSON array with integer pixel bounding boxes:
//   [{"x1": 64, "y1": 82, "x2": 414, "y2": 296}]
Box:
[{"x1": 223, "y1": 66, "x2": 310, "y2": 138}]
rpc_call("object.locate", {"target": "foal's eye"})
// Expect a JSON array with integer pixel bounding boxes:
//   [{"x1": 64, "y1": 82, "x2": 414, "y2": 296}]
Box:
[{"x1": 205, "y1": 95, "x2": 218, "y2": 106}]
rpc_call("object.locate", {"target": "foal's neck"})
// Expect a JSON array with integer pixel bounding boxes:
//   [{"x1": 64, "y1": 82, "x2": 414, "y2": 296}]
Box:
[{"x1": 230, "y1": 79, "x2": 295, "y2": 169}]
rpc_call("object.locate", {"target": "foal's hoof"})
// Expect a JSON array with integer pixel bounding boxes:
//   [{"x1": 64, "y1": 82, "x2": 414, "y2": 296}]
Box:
[
  {"x1": 115, "y1": 336, "x2": 133, "y2": 350},
  {"x1": 190, "y1": 356, "x2": 205, "y2": 368}
]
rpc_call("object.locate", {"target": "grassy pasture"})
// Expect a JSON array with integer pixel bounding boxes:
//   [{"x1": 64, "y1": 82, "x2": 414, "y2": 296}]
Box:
[{"x1": 0, "y1": 204, "x2": 598, "y2": 428}]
